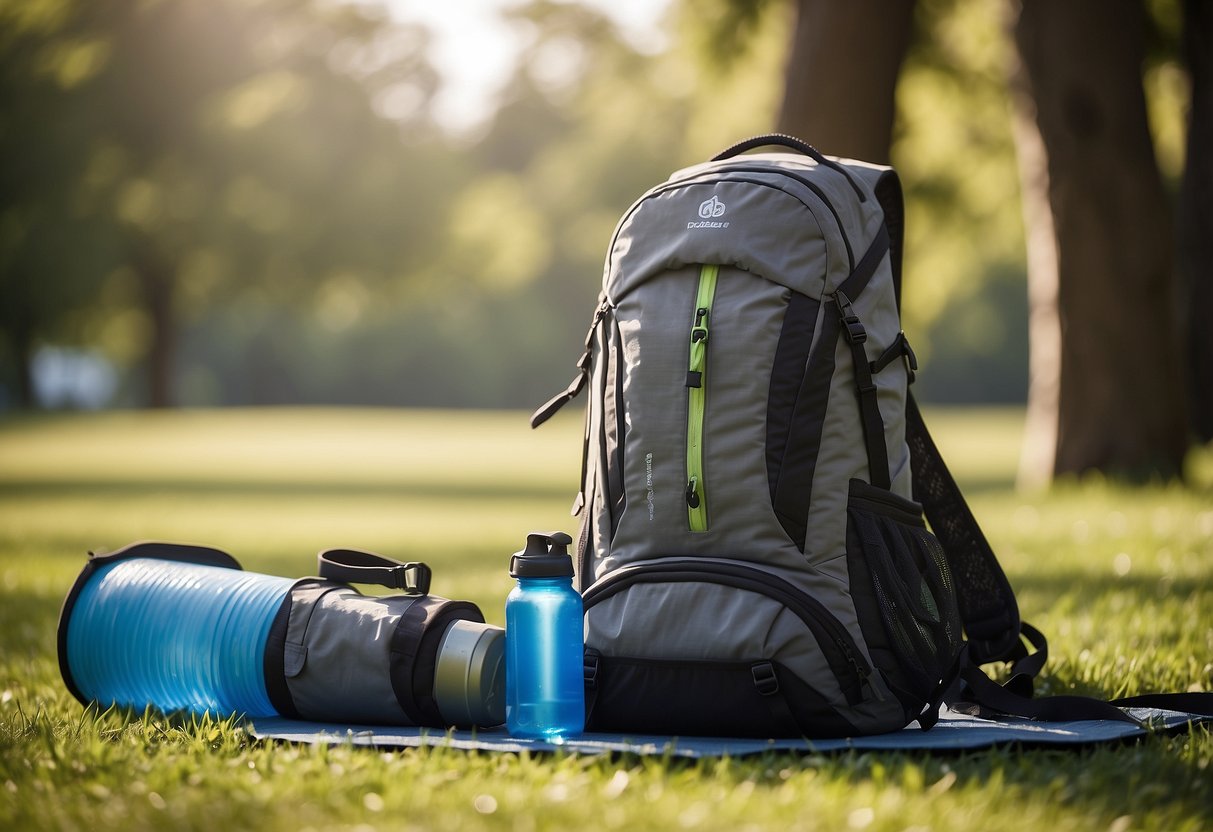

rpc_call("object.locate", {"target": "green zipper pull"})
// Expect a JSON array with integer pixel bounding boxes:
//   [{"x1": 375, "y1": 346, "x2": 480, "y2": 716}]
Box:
[{"x1": 686, "y1": 264, "x2": 718, "y2": 532}]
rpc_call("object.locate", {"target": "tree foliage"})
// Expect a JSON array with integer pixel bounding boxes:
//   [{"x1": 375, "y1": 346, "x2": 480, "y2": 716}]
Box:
[
  {"x1": 1, "y1": 0, "x2": 451, "y2": 406},
  {"x1": 0, "y1": 0, "x2": 1198, "y2": 420}
]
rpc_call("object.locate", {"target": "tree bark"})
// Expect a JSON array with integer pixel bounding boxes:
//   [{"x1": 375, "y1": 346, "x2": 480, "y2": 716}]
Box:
[
  {"x1": 1009, "y1": 0, "x2": 1189, "y2": 484},
  {"x1": 9, "y1": 324, "x2": 36, "y2": 408},
  {"x1": 134, "y1": 244, "x2": 176, "y2": 409},
  {"x1": 1180, "y1": 0, "x2": 1213, "y2": 443},
  {"x1": 776, "y1": 0, "x2": 917, "y2": 164}
]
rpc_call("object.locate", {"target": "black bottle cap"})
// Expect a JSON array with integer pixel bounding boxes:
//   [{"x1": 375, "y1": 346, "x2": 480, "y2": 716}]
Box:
[{"x1": 509, "y1": 531, "x2": 574, "y2": 578}]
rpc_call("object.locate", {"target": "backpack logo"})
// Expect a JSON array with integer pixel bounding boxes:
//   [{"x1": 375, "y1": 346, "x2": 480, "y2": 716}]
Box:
[
  {"x1": 644, "y1": 452, "x2": 656, "y2": 520},
  {"x1": 698, "y1": 195, "x2": 726, "y2": 219},
  {"x1": 689, "y1": 195, "x2": 730, "y2": 230}
]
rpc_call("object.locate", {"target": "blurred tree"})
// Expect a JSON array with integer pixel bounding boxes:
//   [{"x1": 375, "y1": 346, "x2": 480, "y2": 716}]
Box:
[
  {"x1": 714, "y1": 0, "x2": 1200, "y2": 483},
  {"x1": 702, "y1": 0, "x2": 1031, "y2": 406},
  {"x1": 1178, "y1": 0, "x2": 1213, "y2": 443},
  {"x1": 776, "y1": 0, "x2": 916, "y2": 164},
  {"x1": 0, "y1": 0, "x2": 447, "y2": 407},
  {"x1": 1009, "y1": 0, "x2": 1188, "y2": 483},
  {"x1": 0, "y1": 1, "x2": 119, "y2": 405}
]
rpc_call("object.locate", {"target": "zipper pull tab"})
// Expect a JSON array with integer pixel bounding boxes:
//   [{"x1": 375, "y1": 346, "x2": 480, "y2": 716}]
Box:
[
  {"x1": 685, "y1": 477, "x2": 701, "y2": 509},
  {"x1": 691, "y1": 307, "x2": 709, "y2": 343},
  {"x1": 857, "y1": 661, "x2": 886, "y2": 702}
]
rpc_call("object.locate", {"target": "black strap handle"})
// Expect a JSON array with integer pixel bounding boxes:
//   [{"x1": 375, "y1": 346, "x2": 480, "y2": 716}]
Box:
[
  {"x1": 317, "y1": 548, "x2": 432, "y2": 595},
  {"x1": 711, "y1": 133, "x2": 866, "y2": 202}
]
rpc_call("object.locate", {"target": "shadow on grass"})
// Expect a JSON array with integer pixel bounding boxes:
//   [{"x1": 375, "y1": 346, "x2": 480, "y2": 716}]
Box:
[{"x1": 1006, "y1": 570, "x2": 1209, "y2": 607}]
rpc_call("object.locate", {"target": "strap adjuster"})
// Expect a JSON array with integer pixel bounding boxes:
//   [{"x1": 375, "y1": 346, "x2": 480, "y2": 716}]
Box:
[
  {"x1": 841, "y1": 315, "x2": 867, "y2": 345},
  {"x1": 752, "y1": 661, "x2": 780, "y2": 696},
  {"x1": 583, "y1": 652, "x2": 600, "y2": 689},
  {"x1": 833, "y1": 290, "x2": 868, "y2": 344}
]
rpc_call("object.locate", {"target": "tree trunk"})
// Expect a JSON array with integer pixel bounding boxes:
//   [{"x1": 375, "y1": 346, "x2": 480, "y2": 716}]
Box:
[
  {"x1": 9, "y1": 323, "x2": 36, "y2": 408},
  {"x1": 776, "y1": 0, "x2": 916, "y2": 164},
  {"x1": 1009, "y1": 0, "x2": 1189, "y2": 484},
  {"x1": 134, "y1": 245, "x2": 176, "y2": 409},
  {"x1": 1180, "y1": 0, "x2": 1213, "y2": 443}
]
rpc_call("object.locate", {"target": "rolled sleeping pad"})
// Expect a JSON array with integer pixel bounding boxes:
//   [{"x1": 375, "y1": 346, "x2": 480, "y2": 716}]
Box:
[{"x1": 57, "y1": 542, "x2": 505, "y2": 727}]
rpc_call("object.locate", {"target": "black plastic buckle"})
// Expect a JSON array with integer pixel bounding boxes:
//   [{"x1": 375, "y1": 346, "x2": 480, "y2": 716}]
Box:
[
  {"x1": 395, "y1": 562, "x2": 432, "y2": 595},
  {"x1": 752, "y1": 661, "x2": 780, "y2": 696},
  {"x1": 903, "y1": 337, "x2": 918, "y2": 384},
  {"x1": 842, "y1": 316, "x2": 867, "y2": 344},
  {"x1": 834, "y1": 290, "x2": 867, "y2": 344},
  {"x1": 583, "y1": 652, "x2": 600, "y2": 690}
]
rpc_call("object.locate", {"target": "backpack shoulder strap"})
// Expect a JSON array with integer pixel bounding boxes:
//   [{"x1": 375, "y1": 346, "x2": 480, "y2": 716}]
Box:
[
  {"x1": 843, "y1": 160, "x2": 1024, "y2": 664},
  {"x1": 905, "y1": 394, "x2": 1023, "y2": 663}
]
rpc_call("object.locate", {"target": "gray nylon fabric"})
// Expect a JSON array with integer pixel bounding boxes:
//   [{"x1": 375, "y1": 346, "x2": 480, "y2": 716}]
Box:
[
  {"x1": 283, "y1": 586, "x2": 417, "y2": 725},
  {"x1": 579, "y1": 150, "x2": 923, "y2": 735}
]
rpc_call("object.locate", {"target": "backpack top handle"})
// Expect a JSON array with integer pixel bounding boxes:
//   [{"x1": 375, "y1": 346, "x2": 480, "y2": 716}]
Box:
[{"x1": 711, "y1": 133, "x2": 867, "y2": 202}]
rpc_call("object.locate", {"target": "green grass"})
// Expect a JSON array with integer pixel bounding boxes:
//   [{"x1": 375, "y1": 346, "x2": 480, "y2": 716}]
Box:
[{"x1": 1, "y1": 406, "x2": 1210, "y2": 832}]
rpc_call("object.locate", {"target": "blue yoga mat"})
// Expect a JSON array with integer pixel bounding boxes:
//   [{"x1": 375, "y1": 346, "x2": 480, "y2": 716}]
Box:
[{"x1": 249, "y1": 707, "x2": 1208, "y2": 758}]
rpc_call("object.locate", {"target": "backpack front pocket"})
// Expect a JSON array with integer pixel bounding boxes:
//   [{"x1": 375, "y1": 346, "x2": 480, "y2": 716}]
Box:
[
  {"x1": 582, "y1": 559, "x2": 879, "y2": 737},
  {"x1": 582, "y1": 654, "x2": 855, "y2": 738},
  {"x1": 845, "y1": 479, "x2": 963, "y2": 720}
]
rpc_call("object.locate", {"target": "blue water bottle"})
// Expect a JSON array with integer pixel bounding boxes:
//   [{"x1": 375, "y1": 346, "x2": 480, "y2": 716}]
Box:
[{"x1": 505, "y1": 531, "x2": 585, "y2": 738}]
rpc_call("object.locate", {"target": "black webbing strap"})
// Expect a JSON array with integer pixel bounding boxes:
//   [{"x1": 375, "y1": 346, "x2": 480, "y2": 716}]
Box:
[
  {"x1": 905, "y1": 392, "x2": 1023, "y2": 663},
  {"x1": 957, "y1": 662, "x2": 1141, "y2": 724},
  {"x1": 870, "y1": 331, "x2": 917, "y2": 382},
  {"x1": 530, "y1": 364, "x2": 589, "y2": 429},
  {"x1": 583, "y1": 649, "x2": 600, "y2": 726},
  {"x1": 1111, "y1": 692, "x2": 1213, "y2": 715},
  {"x1": 317, "y1": 549, "x2": 432, "y2": 595},
  {"x1": 389, "y1": 596, "x2": 483, "y2": 726},
  {"x1": 751, "y1": 661, "x2": 803, "y2": 737},
  {"x1": 952, "y1": 625, "x2": 1213, "y2": 725},
  {"x1": 953, "y1": 622, "x2": 1213, "y2": 724},
  {"x1": 834, "y1": 291, "x2": 891, "y2": 490},
  {"x1": 837, "y1": 223, "x2": 890, "y2": 301},
  {"x1": 531, "y1": 297, "x2": 610, "y2": 429},
  {"x1": 830, "y1": 223, "x2": 893, "y2": 491},
  {"x1": 945, "y1": 625, "x2": 1139, "y2": 724},
  {"x1": 871, "y1": 171, "x2": 905, "y2": 310}
]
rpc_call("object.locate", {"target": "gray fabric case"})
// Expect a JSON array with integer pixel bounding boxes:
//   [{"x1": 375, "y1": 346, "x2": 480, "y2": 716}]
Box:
[{"x1": 264, "y1": 577, "x2": 490, "y2": 727}]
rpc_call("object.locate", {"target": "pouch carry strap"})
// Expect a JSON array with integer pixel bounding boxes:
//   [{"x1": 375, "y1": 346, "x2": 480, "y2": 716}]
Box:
[{"x1": 317, "y1": 549, "x2": 432, "y2": 595}]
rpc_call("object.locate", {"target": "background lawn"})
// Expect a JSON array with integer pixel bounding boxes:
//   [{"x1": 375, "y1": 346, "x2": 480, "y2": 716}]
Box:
[{"x1": 1, "y1": 407, "x2": 1210, "y2": 832}]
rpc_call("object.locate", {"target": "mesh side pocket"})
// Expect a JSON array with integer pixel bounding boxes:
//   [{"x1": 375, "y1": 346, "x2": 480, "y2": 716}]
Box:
[{"x1": 845, "y1": 479, "x2": 963, "y2": 712}]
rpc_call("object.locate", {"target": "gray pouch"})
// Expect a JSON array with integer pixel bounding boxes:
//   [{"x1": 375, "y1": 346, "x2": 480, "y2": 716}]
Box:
[{"x1": 263, "y1": 549, "x2": 504, "y2": 728}]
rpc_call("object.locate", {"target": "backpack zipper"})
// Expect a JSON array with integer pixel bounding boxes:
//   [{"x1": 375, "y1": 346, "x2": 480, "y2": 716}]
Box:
[
  {"x1": 582, "y1": 559, "x2": 872, "y2": 705},
  {"x1": 685, "y1": 264, "x2": 719, "y2": 532}
]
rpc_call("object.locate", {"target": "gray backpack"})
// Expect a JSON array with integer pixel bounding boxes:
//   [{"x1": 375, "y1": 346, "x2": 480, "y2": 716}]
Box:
[
  {"x1": 531, "y1": 134, "x2": 1034, "y2": 738},
  {"x1": 535, "y1": 134, "x2": 1213, "y2": 737}
]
